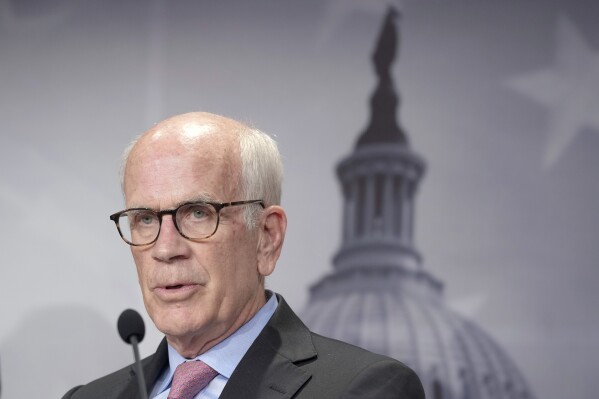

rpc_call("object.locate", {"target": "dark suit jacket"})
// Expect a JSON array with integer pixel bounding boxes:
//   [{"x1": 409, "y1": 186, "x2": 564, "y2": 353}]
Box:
[{"x1": 63, "y1": 295, "x2": 424, "y2": 398}]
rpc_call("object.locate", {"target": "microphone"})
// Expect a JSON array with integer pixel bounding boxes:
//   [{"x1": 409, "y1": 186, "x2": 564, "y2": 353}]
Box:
[{"x1": 118, "y1": 309, "x2": 149, "y2": 399}]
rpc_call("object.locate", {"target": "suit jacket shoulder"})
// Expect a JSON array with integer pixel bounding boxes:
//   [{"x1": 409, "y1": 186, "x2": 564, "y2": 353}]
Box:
[
  {"x1": 220, "y1": 294, "x2": 424, "y2": 399},
  {"x1": 307, "y1": 333, "x2": 424, "y2": 398}
]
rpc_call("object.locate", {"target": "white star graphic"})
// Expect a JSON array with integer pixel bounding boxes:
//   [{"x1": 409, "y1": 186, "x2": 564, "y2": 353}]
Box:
[{"x1": 506, "y1": 16, "x2": 599, "y2": 168}]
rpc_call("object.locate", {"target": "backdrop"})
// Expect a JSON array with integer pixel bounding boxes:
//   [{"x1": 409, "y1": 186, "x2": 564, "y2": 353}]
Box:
[{"x1": 1, "y1": 1, "x2": 598, "y2": 398}]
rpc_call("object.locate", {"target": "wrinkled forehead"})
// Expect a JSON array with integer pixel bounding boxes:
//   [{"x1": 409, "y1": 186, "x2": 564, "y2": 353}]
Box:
[{"x1": 124, "y1": 122, "x2": 242, "y2": 203}]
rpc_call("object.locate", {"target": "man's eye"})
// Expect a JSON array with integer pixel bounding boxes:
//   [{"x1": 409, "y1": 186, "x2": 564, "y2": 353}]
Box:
[
  {"x1": 191, "y1": 206, "x2": 209, "y2": 219},
  {"x1": 140, "y1": 215, "x2": 155, "y2": 224},
  {"x1": 133, "y1": 212, "x2": 157, "y2": 226}
]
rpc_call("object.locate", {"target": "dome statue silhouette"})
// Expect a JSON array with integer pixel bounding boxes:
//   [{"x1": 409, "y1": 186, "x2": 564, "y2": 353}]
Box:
[{"x1": 301, "y1": 7, "x2": 536, "y2": 399}]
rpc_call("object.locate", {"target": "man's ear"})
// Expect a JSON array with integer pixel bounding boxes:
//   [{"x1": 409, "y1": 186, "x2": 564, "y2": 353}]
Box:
[{"x1": 256, "y1": 205, "x2": 287, "y2": 277}]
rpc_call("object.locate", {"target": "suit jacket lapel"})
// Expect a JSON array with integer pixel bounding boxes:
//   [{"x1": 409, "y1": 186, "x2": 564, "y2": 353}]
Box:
[
  {"x1": 117, "y1": 338, "x2": 169, "y2": 399},
  {"x1": 220, "y1": 295, "x2": 317, "y2": 399}
]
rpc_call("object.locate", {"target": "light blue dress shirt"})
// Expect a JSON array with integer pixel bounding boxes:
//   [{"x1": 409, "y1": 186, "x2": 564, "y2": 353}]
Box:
[{"x1": 150, "y1": 293, "x2": 278, "y2": 399}]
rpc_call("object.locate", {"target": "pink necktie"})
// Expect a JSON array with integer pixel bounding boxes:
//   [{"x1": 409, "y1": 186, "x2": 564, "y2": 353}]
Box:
[{"x1": 167, "y1": 360, "x2": 219, "y2": 399}]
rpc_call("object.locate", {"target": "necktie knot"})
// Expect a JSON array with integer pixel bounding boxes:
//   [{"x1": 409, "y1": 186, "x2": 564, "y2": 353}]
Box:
[{"x1": 167, "y1": 360, "x2": 219, "y2": 399}]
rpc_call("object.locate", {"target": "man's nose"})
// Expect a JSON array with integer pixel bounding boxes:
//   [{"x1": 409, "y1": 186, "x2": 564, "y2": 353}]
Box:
[{"x1": 151, "y1": 215, "x2": 190, "y2": 263}]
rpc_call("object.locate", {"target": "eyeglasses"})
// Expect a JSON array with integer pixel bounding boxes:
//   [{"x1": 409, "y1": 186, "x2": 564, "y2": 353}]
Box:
[{"x1": 109, "y1": 200, "x2": 264, "y2": 246}]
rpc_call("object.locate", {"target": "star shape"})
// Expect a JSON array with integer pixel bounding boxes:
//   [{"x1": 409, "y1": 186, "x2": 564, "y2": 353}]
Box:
[{"x1": 506, "y1": 16, "x2": 599, "y2": 168}]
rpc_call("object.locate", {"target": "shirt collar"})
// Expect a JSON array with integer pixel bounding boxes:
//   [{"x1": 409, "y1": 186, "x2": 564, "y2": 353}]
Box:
[{"x1": 155, "y1": 291, "x2": 278, "y2": 392}]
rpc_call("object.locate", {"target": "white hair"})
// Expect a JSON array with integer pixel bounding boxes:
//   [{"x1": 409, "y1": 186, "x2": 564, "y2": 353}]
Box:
[
  {"x1": 119, "y1": 124, "x2": 283, "y2": 230},
  {"x1": 238, "y1": 127, "x2": 283, "y2": 229}
]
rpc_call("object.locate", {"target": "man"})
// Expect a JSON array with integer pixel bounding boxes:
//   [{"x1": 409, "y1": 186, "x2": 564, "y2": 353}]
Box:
[{"x1": 64, "y1": 112, "x2": 424, "y2": 398}]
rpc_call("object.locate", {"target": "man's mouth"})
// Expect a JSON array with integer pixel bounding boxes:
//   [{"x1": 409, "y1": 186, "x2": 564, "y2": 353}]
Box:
[{"x1": 154, "y1": 283, "x2": 199, "y2": 301}]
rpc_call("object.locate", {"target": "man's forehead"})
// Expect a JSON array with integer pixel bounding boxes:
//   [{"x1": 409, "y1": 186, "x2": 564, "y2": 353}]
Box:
[
  {"x1": 122, "y1": 112, "x2": 243, "y2": 199},
  {"x1": 124, "y1": 155, "x2": 233, "y2": 207},
  {"x1": 124, "y1": 143, "x2": 240, "y2": 207}
]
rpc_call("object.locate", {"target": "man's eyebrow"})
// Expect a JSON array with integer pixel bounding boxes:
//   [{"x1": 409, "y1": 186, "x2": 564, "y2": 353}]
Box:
[
  {"x1": 127, "y1": 193, "x2": 218, "y2": 211},
  {"x1": 175, "y1": 193, "x2": 218, "y2": 206}
]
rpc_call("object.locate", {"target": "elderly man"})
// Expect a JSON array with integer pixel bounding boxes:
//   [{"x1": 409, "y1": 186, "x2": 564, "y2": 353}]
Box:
[{"x1": 63, "y1": 112, "x2": 424, "y2": 399}]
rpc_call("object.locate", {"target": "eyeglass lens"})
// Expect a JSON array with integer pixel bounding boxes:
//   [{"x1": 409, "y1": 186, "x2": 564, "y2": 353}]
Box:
[{"x1": 117, "y1": 203, "x2": 218, "y2": 245}]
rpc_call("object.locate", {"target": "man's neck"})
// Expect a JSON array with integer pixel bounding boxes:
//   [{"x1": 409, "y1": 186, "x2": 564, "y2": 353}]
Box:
[{"x1": 166, "y1": 290, "x2": 268, "y2": 358}]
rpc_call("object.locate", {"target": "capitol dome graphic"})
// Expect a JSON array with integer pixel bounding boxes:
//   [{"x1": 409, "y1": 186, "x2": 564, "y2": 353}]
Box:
[{"x1": 301, "y1": 8, "x2": 536, "y2": 399}]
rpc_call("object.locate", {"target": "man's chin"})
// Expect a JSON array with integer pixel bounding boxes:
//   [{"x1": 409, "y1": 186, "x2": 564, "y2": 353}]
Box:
[{"x1": 155, "y1": 314, "x2": 203, "y2": 337}]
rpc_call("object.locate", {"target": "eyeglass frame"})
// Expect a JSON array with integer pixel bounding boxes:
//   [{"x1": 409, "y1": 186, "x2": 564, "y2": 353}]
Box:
[{"x1": 109, "y1": 199, "x2": 265, "y2": 246}]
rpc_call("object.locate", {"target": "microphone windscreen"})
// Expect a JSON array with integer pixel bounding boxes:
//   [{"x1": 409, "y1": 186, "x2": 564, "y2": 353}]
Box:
[{"x1": 117, "y1": 309, "x2": 146, "y2": 344}]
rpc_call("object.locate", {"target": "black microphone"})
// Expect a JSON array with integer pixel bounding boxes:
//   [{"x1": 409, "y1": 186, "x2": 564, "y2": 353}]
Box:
[{"x1": 118, "y1": 309, "x2": 149, "y2": 399}]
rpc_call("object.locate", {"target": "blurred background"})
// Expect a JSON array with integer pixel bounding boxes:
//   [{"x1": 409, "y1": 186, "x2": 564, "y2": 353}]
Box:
[{"x1": 0, "y1": 0, "x2": 598, "y2": 398}]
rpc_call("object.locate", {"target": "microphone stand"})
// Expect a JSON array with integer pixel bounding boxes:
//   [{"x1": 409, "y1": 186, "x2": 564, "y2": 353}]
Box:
[{"x1": 129, "y1": 335, "x2": 149, "y2": 399}]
